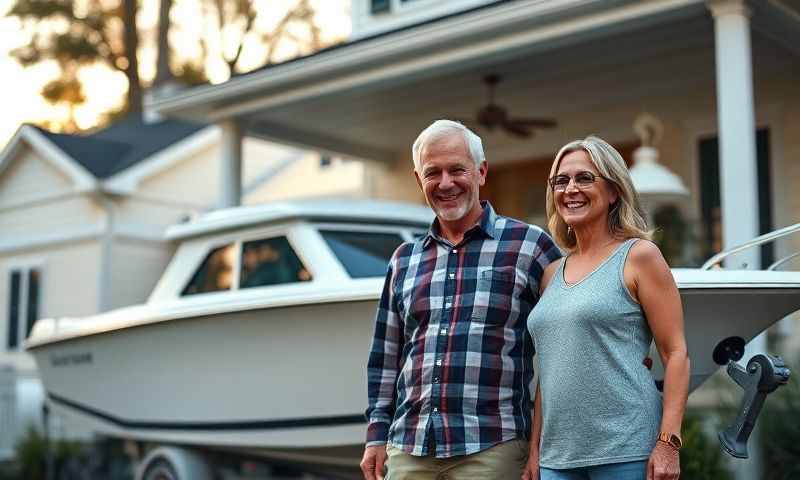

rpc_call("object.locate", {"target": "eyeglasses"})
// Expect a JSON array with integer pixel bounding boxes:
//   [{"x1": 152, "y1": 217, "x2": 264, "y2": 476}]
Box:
[{"x1": 548, "y1": 171, "x2": 606, "y2": 191}]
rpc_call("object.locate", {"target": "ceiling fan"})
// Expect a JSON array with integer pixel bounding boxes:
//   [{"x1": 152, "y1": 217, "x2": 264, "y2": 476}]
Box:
[{"x1": 461, "y1": 74, "x2": 557, "y2": 139}]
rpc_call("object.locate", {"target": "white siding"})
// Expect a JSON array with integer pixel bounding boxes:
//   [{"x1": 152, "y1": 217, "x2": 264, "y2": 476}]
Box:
[
  {"x1": 115, "y1": 198, "x2": 194, "y2": 233},
  {"x1": 244, "y1": 154, "x2": 369, "y2": 204},
  {"x1": 138, "y1": 142, "x2": 221, "y2": 204},
  {"x1": 0, "y1": 146, "x2": 74, "y2": 207},
  {"x1": 0, "y1": 241, "x2": 102, "y2": 372},
  {"x1": 106, "y1": 239, "x2": 174, "y2": 310},
  {"x1": 136, "y1": 137, "x2": 304, "y2": 209},
  {"x1": 0, "y1": 196, "x2": 102, "y2": 239}
]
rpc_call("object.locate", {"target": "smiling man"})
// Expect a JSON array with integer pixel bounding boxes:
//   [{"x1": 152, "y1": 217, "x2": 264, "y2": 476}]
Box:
[{"x1": 360, "y1": 120, "x2": 563, "y2": 480}]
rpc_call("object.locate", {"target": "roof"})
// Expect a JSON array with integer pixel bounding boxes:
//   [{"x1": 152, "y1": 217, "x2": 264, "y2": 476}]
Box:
[
  {"x1": 36, "y1": 114, "x2": 206, "y2": 179},
  {"x1": 166, "y1": 198, "x2": 434, "y2": 241}
]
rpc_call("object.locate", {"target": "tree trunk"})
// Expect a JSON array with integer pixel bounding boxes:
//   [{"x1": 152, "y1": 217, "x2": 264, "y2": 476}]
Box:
[
  {"x1": 123, "y1": 0, "x2": 142, "y2": 112},
  {"x1": 154, "y1": 0, "x2": 173, "y2": 86}
]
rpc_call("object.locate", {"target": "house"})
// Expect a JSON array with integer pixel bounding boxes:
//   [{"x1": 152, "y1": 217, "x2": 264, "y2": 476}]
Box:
[
  {"x1": 0, "y1": 114, "x2": 368, "y2": 459},
  {"x1": 147, "y1": 0, "x2": 800, "y2": 477}
]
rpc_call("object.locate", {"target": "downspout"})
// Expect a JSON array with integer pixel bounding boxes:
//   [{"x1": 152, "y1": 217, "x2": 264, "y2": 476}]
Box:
[{"x1": 96, "y1": 191, "x2": 115, "y2": 313}]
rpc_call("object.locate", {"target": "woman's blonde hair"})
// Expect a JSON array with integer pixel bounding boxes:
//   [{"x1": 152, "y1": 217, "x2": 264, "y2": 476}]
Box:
[{"x1": 546, "y1": 135, "x2": 651, "y2": 251}]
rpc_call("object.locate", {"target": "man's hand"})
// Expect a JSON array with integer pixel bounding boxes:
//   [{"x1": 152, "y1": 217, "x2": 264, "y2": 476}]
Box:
[
  {"x1": 646, "y1": 441, "x2": 680, "y2": 480},
  {"x1": 360, "y1": 445, "x2": 388, "y2": 480}
]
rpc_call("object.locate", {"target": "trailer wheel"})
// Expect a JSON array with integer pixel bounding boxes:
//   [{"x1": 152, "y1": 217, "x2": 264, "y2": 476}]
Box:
[{"x1": 136, "y1": 446, "x2": 213, "y2": 480}]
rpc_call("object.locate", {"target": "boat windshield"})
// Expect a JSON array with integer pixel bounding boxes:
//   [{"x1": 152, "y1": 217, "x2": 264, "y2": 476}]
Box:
[
  {"x1": 182, "y1": 243, "x2": 236, "y2": 296},
  {"x1": 240, "y1": 237, "x2": 312, "y2": 288},
  {"x1": 320, "y1": 230, "x2": 405, "y2": 278}
]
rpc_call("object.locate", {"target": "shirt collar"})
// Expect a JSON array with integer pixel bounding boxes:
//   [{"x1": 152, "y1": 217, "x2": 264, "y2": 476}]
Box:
[{"x1": 422, "y1": 201, "x2": 498, "y2": 248}]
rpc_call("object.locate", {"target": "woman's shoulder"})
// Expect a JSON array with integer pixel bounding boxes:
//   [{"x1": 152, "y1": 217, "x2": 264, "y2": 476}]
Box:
[{"x1": 627, "y1": 238, "x2": 670, "y2": 274}]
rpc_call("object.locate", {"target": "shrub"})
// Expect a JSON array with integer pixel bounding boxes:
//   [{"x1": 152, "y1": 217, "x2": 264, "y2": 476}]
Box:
[
  {"x1": 759, "y1": 356, "x2": 800, "y2": 480},
  {"x1": 680, "y1": 413, "x2": 733, "y2": 480}
]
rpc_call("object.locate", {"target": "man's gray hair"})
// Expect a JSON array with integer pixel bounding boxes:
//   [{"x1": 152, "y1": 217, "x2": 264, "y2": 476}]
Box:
[{"x1": 411, "y1": 120, "x2": 486, "y2": 172}]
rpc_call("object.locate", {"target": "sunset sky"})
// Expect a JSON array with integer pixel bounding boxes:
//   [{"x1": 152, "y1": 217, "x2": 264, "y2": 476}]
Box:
[{"x1": 0, "y1": 0, "x2": 350, "y2": 146}]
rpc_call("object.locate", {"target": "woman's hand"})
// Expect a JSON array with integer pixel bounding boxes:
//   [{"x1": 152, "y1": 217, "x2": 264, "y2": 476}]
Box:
[
  {"x1": 646, "y1": 441, "x2": 680, "y2": 480},
  {"x1": 520, "y1": 452, "x2": 539, "y2": 480}
]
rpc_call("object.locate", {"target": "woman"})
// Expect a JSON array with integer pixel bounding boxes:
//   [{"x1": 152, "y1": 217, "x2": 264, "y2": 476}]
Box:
[{"x1": 523, "y1": 136, "x2": 689, "y2": 480}]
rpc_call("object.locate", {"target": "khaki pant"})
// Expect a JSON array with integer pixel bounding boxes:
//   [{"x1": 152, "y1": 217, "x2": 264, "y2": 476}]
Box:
[{"x1": 386, "y1": 439, "x2": 529, "y2": 480}]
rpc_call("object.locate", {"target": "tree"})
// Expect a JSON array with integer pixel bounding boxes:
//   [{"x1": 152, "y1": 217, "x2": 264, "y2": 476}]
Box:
[
  {"x1": 153, "y1": 0, "x2": 173, "y2": 86},
  {"x1": 9, "y1": 0, "x2": 144, "y2": 126},
  {"x1": 8, "y1": 0, "x2": 344, "y2": 131}
]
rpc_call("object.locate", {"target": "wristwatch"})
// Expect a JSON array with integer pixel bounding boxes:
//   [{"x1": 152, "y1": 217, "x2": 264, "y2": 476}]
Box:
[{"x1": 657, "y1": 432, "x2": 683, "y2": 450}]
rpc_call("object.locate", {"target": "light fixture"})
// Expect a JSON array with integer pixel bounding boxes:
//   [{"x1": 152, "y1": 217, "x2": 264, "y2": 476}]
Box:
[{"x1": 629, "y1": 114, "x2": 688, "y2": 205}]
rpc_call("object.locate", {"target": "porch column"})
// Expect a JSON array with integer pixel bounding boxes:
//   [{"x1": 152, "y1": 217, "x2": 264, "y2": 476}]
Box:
[
  {"x1": 708, "y1": 0, "x2": 759, "y2": 268},
  {"x1": 708, "y1": 4, "x2": 764, "y2": 479},
  {"x1": 219, "y1": 120, "x2": 243, "y2": 208}
]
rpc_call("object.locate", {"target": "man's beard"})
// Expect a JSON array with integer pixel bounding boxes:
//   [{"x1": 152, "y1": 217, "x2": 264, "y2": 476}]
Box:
[{"x1": 431, "y1": 190, "x2": 476, "y2": 222}]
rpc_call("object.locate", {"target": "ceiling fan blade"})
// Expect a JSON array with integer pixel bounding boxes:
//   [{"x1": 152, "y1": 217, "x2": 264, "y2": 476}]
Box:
[
  {"x1": 512, "y1": 118, "x2": 558, "y2": 128},
  {"x1": 503, "y1": 121, "x2": 533, "y2": 138}
]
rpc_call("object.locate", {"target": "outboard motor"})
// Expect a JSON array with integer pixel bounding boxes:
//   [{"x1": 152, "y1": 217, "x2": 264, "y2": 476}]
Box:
[{"x1": 713, "y1": 336, "x2": 791, "y2": 458}]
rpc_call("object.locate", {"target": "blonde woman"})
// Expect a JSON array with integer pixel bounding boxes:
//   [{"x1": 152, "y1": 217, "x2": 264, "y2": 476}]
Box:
[{"x1": 523, "y1": 136, "x2": 689, "y2": 480}]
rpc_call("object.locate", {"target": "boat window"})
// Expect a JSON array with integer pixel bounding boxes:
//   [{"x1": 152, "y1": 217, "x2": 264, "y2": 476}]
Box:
[
  {"x1": 240, "y1": 237, "x2": 312, "y2": 288},
  {"x1": 320, "y1": 231, "x2": 404, "y2": 278},
  {"x1": 182, "y1": 244, "x2": 236, "y2": 296}
]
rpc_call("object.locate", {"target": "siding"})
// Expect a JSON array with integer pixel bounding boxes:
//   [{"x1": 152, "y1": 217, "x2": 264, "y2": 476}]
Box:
[
  {"x1": 136, "y1": 137, "x2": 301, "y2": 208},
  {"x1": 0, "y1": 240, "x2": 102, "y2": 372},
  {"x1": 0, "y1": 196, "x2": 101, "y2": 239},
  {"x1": 245, "y1": 153, "x2": 368, "y2": 204},
  {"x1": 0, "y1": 146, "x2": 74, "y2": 206},
  {"x1": 106, "y1": 239, "x2": 174, "y2": 310},
  {"x1": 138, "y1": 142, "x2": 221, "y2": 204}
]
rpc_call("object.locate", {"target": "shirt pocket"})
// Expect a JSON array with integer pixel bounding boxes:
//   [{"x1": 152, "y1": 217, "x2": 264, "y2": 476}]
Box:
[{"x1": 471, "y1": 266, "x2": 517, "y2": 325}]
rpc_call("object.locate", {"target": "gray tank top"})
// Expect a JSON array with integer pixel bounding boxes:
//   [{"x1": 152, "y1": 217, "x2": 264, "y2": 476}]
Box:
[{"x1": 527, "y1": 239, "x2": 662, "y2": 469}]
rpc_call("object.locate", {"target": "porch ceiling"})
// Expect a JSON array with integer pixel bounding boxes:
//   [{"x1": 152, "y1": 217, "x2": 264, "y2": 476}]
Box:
[
  {"x1": 151, "y1": 0, "x2": 800, "y2": 166},
  {"x1": 245, "y1": 15, "x2": 721, "y2": 164}
]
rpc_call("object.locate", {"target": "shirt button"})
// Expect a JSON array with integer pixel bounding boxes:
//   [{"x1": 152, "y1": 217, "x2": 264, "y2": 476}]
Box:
[
  {"x1": 449, "y1": 273, "x2": 455, "y2": 279},
  {"x1": 440, "y1": 328, "x2": 447, "y2": 335},
  {"x1": 435, "y1": 359, "x2": 443, "y2": 366},
  {"x1": 433, "y1": 407, "x2": 439, "y2": 413},
  {"x1": 433, "y1": 376, "x2": 440, "y2": 383},
  {"x1": 445, "y1": 302, "x2": 452, "y2": 309},
  {"x1": 452, "y1": 249, "x2": 457, "y2": 253}
]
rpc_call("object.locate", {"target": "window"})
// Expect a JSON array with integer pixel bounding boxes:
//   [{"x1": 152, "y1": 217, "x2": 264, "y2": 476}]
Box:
[
  {"x1": 240, "y1": 237, "x2": 311, "y2": 288},
  {"x1": 7, "y1": 266, "x2": 42, "y2": 350},
  {"x1": 321, "y1": 231, "x2": 405, "y2": 278},
  {"x1": 182, "y1": 244, "x2": 236, "y2": 296},
  {"x1": 698, "y1": 129, "x2": 772, "y2": 266},
  {"x1": 371, "y1": 0, "x2": 391, "y2": 14}
]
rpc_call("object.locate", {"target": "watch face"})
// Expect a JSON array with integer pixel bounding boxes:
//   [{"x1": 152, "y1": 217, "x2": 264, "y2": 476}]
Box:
[{"x1": 670, "y1": 434, "x2": 683, "y2": 449}]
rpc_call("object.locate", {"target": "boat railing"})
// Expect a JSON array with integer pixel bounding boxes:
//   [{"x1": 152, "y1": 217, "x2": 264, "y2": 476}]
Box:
[{"x1": 701, "y1": 222, "x2": 800, "y2": 270}]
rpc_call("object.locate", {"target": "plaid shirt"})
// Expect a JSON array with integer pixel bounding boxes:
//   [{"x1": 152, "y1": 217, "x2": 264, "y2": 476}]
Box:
[{"x1": 365, "y1": 202, "x2": 562, "y2": 458}]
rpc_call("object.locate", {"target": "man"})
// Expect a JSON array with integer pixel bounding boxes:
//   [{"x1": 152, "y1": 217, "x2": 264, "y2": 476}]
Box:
[{"x1": 360, "y1": 120, "x2": 562, "y2": 480}]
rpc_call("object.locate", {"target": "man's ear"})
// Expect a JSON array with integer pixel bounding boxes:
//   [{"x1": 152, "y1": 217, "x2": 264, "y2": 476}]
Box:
[
  {"x1": 414, "y1": 170, "x2": 423, "y2": 190},
  {"x1": 478, "y1": 161, "x2": 488, "y2": 187}
]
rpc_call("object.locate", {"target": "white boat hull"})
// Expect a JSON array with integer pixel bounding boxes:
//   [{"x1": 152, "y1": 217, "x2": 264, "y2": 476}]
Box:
[
  {"x1": 28, "y1": 270, "x2": 800, "y2": 473},
  {"x1": 33, "y1": 300, "x2": 377, "y2": 471}
]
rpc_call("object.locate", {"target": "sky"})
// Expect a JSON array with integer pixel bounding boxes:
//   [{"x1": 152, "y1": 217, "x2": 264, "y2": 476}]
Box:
[{"x1": 0, "y1": 0, "x2": 350, "y2": 147}]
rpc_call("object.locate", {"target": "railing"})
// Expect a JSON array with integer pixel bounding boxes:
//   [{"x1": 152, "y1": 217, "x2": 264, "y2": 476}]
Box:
[{"x1": 701, "y1": 222, "x2": 800, "y2": 270}]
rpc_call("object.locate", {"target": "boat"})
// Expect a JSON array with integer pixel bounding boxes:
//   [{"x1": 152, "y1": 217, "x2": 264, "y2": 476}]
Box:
[{"x1": 25, "y1": 200, "x2": 800, "y2": 479}]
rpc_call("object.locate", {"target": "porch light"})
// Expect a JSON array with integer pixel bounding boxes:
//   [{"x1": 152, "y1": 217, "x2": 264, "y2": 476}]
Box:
[{"x1": 629, "y1": 114, "x2": 688, "y2": 204}]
